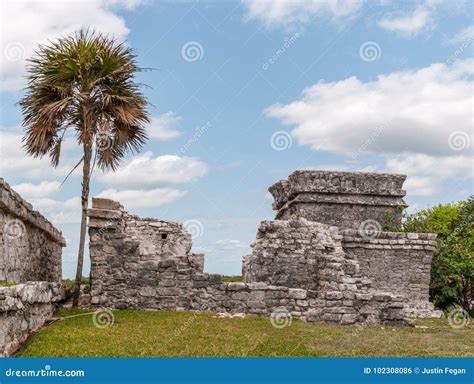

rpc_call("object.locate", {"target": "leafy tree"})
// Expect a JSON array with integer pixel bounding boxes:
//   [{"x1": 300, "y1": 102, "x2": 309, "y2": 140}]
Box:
[
  {"x1": 403, "y1": 197, "x2": 473, "y2": 312},
  {"x1": 20, "y1": 31, "x2": 149, "y2": 307}
]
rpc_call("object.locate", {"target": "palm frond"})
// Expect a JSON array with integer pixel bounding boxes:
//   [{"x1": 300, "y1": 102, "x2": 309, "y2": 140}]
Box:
[{"x1": 20, "y1": 29, "x2": 150, "y2": 170}]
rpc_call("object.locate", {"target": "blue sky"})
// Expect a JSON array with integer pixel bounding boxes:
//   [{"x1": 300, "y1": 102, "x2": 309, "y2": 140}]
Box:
[{"x1": 1, "y1": 0, "x2": 473, "y2": 278}]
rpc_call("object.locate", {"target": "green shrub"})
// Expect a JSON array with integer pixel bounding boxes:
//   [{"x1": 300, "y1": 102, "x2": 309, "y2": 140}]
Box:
[{"x1": 402, "y1": 197, "x2": 473, "y2": 312}]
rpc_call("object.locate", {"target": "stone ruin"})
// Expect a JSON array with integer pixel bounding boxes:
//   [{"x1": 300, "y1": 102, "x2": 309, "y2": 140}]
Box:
[
  {"x1": 0, "y1": 178, "x2": 64, "y2": 283},
  {"x1": 268, "y1": 170, "x2": 407, "y2": 229},
  {"x1": 0, "y1": 170, "x2": 440, "y2": 356},
  {"x1": 88, "y1": 170, "x2": 440, "y2": 325},
  {"x1": 0, "y1": 178, "x2": 65, "y2": 356}
]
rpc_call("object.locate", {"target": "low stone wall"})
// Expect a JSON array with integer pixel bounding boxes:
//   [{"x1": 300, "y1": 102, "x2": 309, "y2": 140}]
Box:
[
  {"x1": 340, "y1": 229, "x2": 437, "y2": 316},
  {"x1": 0, "y1": 282, "x2": 65, "y2": 356},
  {"x1": 269, "y1": 171, "x2": 407, "y2": 229},
  {"x1": 243, "y1": 220, "x2": 437, "y2": 316},
  {"x1": 0, "y1": 179, "x2": 65, "y2": 283}
]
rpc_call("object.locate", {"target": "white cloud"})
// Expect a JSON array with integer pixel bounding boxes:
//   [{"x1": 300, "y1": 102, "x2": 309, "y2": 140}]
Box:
[
  {"x1": 449, "y1": 25, "x2": 474, "y2": 45},
  {"x1": 300, "y1": 155, "x2": 472, "y2": 197},
  {"x1": 378, "y1": 5, "x2": 431, "y2": 37},
  {"x1": 241, "y1": 0, "x2": 467, "y2": 37},
  {"x1": 98, "y1": 151, "x2": 209, "y2": 189},
  {"x1": 1, "y1": 0, "x2": 146, "y2": 91},
  {"x1": 96, "y1": 188, "x2": 187, "y2": 209},
  {"x1": 28, "y1": 196, "x2": 82, "y2": 225},
  {"x1": 94, "y1": 149, "x2": 207, "y2": 209},
  {"x1": 385, "y1": 154, "x2": 473, "y2": 196},
  {"x1": 265, "y1": 59, "x2": 473, "y2": 157},
  {"x1": 148, "y1": 112, "x2": 181, "y2": 141},
  {"x1": 12, "y1": 180, "x2": 60, "y2": 199},
  {"x1": 241, "y1": 0, "x2": 363, "y2": 29},
  {"x1": 215, "y1": 239, "x2": 249, "y2": 250},
  {"x1": 0, "y1": 131, "x2": 81, "y2": 180}
]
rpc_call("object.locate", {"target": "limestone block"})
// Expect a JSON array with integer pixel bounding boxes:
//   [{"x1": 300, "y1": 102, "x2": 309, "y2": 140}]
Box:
[{"x1": 288, "y1": 288, "x2": 307, "y2": 299}]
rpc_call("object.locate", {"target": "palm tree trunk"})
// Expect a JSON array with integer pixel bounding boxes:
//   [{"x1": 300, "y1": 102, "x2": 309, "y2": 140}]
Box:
[{"x1": 72, "y1": 140, "x2": 93, "y2": 308}]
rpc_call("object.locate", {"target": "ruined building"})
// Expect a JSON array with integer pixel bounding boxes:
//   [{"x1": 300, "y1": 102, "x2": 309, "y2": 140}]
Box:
[
  {"x1": 88, "y1": 170, "x2": 439, "y2": 325},
  {"x1": 0, "y1": 179, "x2": 65, "y2": 356}
]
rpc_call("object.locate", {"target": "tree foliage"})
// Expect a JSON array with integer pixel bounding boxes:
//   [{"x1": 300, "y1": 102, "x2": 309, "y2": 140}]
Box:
[
  {"x1": 20, "y1": 30, "x2": 149, "y2": 307},
  {"x1": 403, "y1": 197, "x2": 473, "y2": 312},
  {"x1": 20, "y1": 29, "x2": 149, "y2": 170}
]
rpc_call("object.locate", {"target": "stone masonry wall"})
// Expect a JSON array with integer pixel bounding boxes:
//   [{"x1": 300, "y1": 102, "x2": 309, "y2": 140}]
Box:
[
  {"x1": 340, "y1": 229, "x2": 437, "y2": 316},
  {"x1": 243, "y1": 219, "x2": 343, "y2": 290},
  {"x1": 0, "y1": 179, "x2": 65, "y2": 283},
  {"x1": 269, "y1": 171, "x2": 407, "y2": 229},
  {"x1": 88, "y1": 170, "x2": 439, "y2": 325},
  {"x1": 88, "y1": 199, "x2": 409, "y2": 325},
  {"x1": 244, "y1": 219, "x2": 437, "y2": 318},
  {"x1": 0, "y1": 282, "x2": 65, "y2": 356}
]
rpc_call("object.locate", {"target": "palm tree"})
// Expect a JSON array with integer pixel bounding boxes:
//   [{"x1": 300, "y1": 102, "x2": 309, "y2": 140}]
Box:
[{"x1": 20, "y1": 30, "x2": 149, "y2": 307}]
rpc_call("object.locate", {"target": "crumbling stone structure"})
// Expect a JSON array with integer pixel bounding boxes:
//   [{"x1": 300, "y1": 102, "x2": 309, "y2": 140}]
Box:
[
  {"x1": 269, "y1": 170, "x2": 407, "y2": 229},
  {"x1": 0, "y1": 179, "x2": 66, "y2": 356},
  {"x1": 89, "y1": 170, "x2": 439, "y2": 325},
  {"x1": 0, "y1": 282, "x2": 64, "y2": 356},
  {"x1": 0, "y1": 179, "x2": 65, "y2": 283}
]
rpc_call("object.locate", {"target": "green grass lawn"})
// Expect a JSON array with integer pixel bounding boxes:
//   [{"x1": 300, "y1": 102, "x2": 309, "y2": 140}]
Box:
[
  {"x1": 17, "y1": 309, "x2": 473, "y2": 357},
  {"x1": 223, "y1": 275, "x2": 243, "y2": 282},
  {"x1": 0, "y1": 282, "x2": 17, "y2": 287}
]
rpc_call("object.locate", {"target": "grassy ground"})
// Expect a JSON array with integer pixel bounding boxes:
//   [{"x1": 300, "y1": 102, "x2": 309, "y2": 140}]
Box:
[
  {"x1": 0, "y1": 282, "x2": 17, "y2": 287},
  {"x1": 17, "y1": 309, "x2": 473, "y2": 357},
  {"x1": 223, "y1": 275, "x2": 243, "y2": 282}
]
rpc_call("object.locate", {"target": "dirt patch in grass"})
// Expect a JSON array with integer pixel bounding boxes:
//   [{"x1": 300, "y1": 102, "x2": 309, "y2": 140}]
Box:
[{"x1": 17, "y1": 309, "x2": 474, "y2": 357}]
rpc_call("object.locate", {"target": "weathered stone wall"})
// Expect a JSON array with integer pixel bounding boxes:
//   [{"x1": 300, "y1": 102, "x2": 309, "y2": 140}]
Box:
[
  {"x1": 0, "y1": 179, "x2": 65, "y2": 283},
  {"x1": 88, "y1": 170, "x2": 439, "y2": 325},
  {"x1": 269, "y1": 171, "x2": 407, "y2": 229},
  {"x1": 340, "y1": 229, "x2": 437, "y2": 316},
  {"x1": 244, "y1": 219, "x2": 343, "y2": 290},
  {"x1": 88, "y1": 199, "x2": 409, "y2": 325},
  {"x1": 244, "y1": 219, "x2": 437, "y2": 317},
  {"x1": 0, "y1": 282, "x2": 65, "y2": 356}
]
